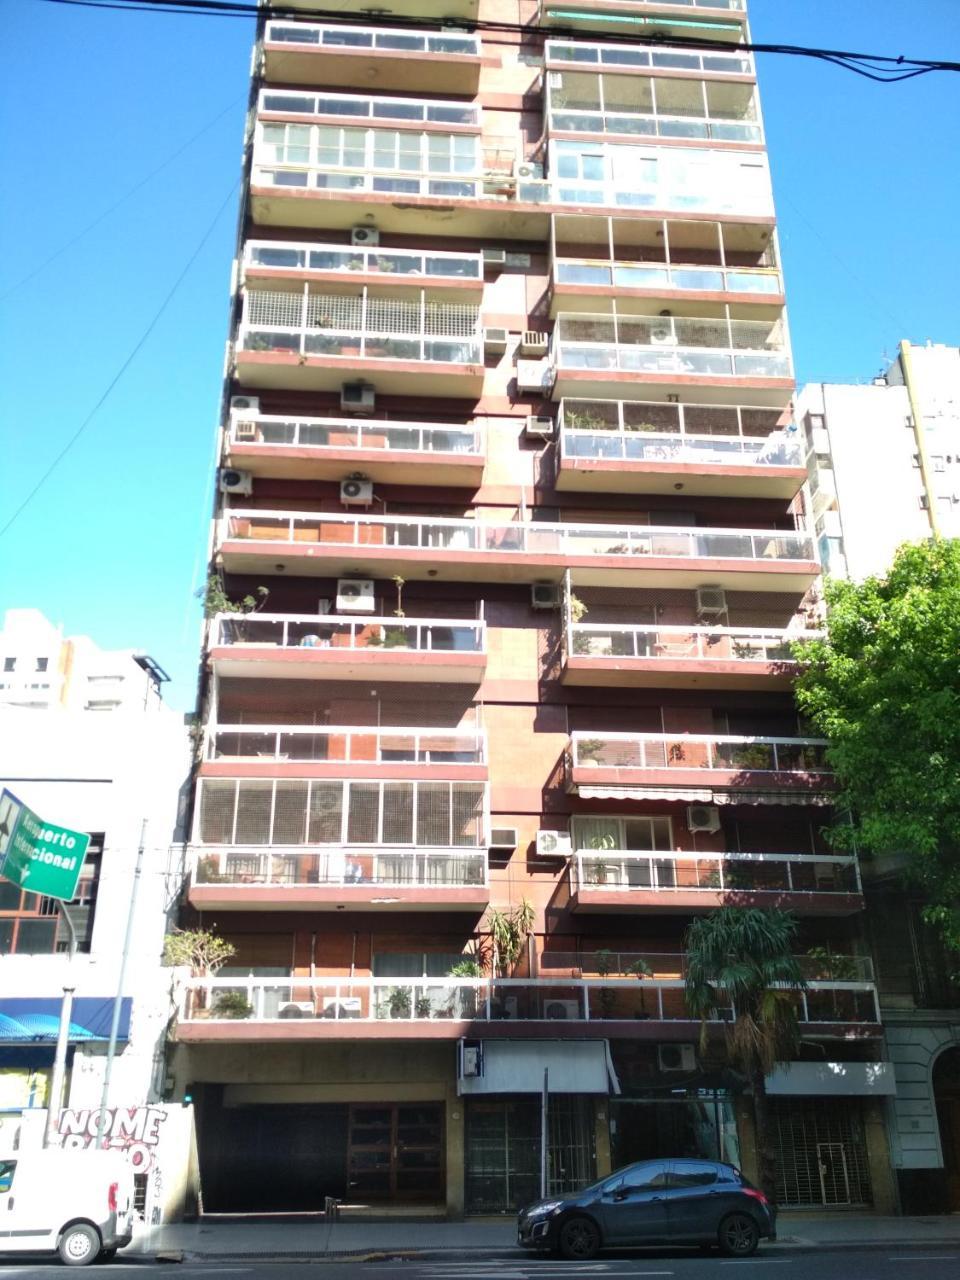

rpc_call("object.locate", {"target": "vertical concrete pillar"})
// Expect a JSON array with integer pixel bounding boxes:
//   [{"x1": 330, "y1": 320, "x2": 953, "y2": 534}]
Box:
[
  {"x1": 863, "y1": 1098, "x2": 898, "y2": 1214},
  {"x1": 446, "y1": 1092, "x2": 465, "y2": 1219},
  {"x1": 735, "y1": 1097, "x2": 759, "y2": 1186},
  {"x1": 595, "y1": 1097, "x2": 612, "y2": 1177}
]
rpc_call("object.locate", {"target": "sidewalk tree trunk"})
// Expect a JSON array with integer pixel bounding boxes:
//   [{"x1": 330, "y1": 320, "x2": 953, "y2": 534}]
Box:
[{"x1": 684, "y1": 907, "x2": 805, "y2": 1204}]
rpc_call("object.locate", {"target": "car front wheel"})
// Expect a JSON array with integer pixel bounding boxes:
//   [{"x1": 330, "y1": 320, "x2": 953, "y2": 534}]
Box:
[
  {"x1": 718, "y1": 1212, "x2": 760, "y2": 1257},
  {"x1": 558, "y1": 1215, "x2": 601, "y2": 1261},
  {"x1": 58, "y1": 1223, "x2": 101, "y2": 1267}
]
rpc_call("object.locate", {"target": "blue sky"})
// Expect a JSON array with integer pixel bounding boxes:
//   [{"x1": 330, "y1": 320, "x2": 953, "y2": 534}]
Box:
[{"x1": 2, "y1": 0, "x2": 958, "y2": 711}]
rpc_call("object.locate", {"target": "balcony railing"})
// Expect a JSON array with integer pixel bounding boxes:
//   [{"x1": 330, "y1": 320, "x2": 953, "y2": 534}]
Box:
[
  {"x1": 252, "y1": 162, "x2": 481, "y2": 201},
  {"x1": 244, "y1": 239, "x2": 482, "y2": 283},
  {"x1": 560, "y1": 399, "x2": 794, "y2": 453},
  {"x1": 265, "y1": 21, "x2": 480, "y2": 59},
  {"x1": 178, "y1": 972, "x2": 879, "y2": 1027},
  {"x1": 211, "y1": 613, "x2": 485, "y2": 655},
  {"x1": 554, "y1": 258, "x2": 780, "y2": 296},
  {"x1": 191, "y1": 846, "x2": 487, "y2": 889},
  {"x1": 566, "y1": 622, "x2": 817, "y2": 664},
  {"x1": 572, "y1": 851, "x2": 861, "y2": 896},
  {"x1": 222, "y1": 510, "x2": 816, "y2": 565},
  {"x1": 239, "y1": 290, "x2": 481, "y2": 365},
  {"x1": 228, "y1": 414, "x2": 482, "y2": 456},
  {"x1": 570, "y1": 731, "x2": 830, "y2": 774},
  {"x1": 541, "y1": 950, "x2": 873, "y2": 984},
  {"x1": 259, "y1": 88, "x2": 479, "y2": 127},
  {"x1": 204, "y1": 725, "x2": 485, "y2": 765},
  {"x1": 545, "y1": 38, "x2": 753, "y2": 76},
  {"x1": 554, "y1": 314, "x2": 791, "y2": 379},
  {"x1": 549, "y1": 106, "x2": 760, "y2": 144}
]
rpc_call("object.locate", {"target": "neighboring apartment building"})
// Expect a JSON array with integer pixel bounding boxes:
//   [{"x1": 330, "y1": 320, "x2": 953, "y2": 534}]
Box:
[
  {"x1": 167, "y1": 0, "x2": 895, "y2": 1216},
  {"x1": 0, "y1": 608, "x2": 169, "y2": 712},
  {"x1": 797, "y1": 340, "x2": 960, "y2": 581}
]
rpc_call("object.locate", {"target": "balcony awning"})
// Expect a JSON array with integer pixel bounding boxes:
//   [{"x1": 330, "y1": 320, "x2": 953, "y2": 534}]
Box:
[
  {"x1": 458, "y1": 1038, "x2": 620, "y2": 1096},
  {"x1": 578, "y1": 785, "x2": 832, "y2": 807}
]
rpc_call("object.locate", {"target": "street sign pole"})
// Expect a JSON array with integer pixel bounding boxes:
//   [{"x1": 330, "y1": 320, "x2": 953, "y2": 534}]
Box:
[{"x1": 43, "y1": 905, "x2": 78, "y2": 1149}]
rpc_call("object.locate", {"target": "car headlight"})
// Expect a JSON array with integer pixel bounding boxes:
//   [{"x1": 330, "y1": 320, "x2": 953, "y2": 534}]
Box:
[{"x1": 527, "y1": 1200, "x2": 564, "y2": 1217}]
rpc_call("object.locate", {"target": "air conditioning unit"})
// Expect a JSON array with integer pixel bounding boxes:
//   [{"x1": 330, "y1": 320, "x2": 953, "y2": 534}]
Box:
[
  {"x1": 230, "y1": 395, "x2": 259, "y2": 415},
  {"x1": 686, "y1": 805, "x2": 721, "y2": 834},
  {"x1": 336, "y1": 578, "x2": 375, "y2": 613},
  {"x1": 351, "y1": 226, "x2": 379, "y2": 247},
  {"x1": 521, "y1": 330, "x2": 549, "y2": 357},
  {"x1": 531, "y1": 583, "x2": 561, "y2": 610},
  {"x1": 278, "y1": 1002, "x2": 314, "y2": 1019},
  {"x1": 696, "y1": 586, "x2": 727, "y2": 617},
  {"x1": 233, "y1": 420, "x2": 259, "y2": 443},
  {"x1": 536, "y1": 829, "x2": 572, "y2": 857},
  {"x1": 525, "y1": 415, "x2": 555, "y2": 440},
  {"x1": 544, "y1": 999, "x2": 580, "y2": 1021},
  {"x1": 341, "y1": 382, "x2": 376, "y2": 414},
  {"x1": 461, "y1": 1043, "x2": 482, "y2": 1077},
  {"x1": 483, "y1": 248, "x2": 506, "y2": 269},
  {"x1": 489, "y1": 826, "x2": 518, "y2": 850},
  {"x1": 218, "y1": 468, "x2": 253, "y2": 496},
  {"x1": 484, "y1": 327, "x2": 509, "y2": 355},
  {"x1": 658, "y1": 1044, "x2": 697, "y2": 1073},
  {"x1": 340, "y1": 478, "x2": 374, "y2": 505},
  {"x1": 513, "y1": 159, "x2": 544, "y2": 181},
  {"x1": 516, "y1": 358, "x2": 555, "y2": 394}
]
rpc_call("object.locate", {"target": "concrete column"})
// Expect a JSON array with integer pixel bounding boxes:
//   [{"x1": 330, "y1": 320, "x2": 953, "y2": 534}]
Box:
[
  {"x1": 863, "y1": 1097, "x2": 899, "y2": 1214},
  {"x1": 595, "y1": 1097, "x2": 612, "y2": 1178},
  {"x1": 735, "y1": 1097, "x2": 759, "y2": 1186},
  {"x1": 446, "y1": 1092, "x2": 465, "y2": 1219}
]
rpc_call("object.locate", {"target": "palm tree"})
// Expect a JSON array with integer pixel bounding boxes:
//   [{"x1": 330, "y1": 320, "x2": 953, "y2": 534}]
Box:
[{"x1": 684, "y1": 907, "x2": 806, "y2": 1203}]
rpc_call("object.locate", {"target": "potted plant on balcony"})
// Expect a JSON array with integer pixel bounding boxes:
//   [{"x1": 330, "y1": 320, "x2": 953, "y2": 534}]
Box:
[
  {"x1": 576, "y1": 738, "x2": 605, "y2": 766},
  {"x1": 446, "y1": 957, "x2": 483, "y2": 1019},
  {"x1": 387, "y1": 986, "x2": 412, "y2": 1019},
  {"x1": 486, "y1": 900, "x2": 535, "y2": 978},
  {"x1": 415, "y1": 994, "x2": 434, "y2": 1019},
  {"x1": 587, "y1": 831, "x2": 617, "y2": 884},
  {"x1": 198, "y1": 575, "x2": 270, "y2": 644},
  {"x1": 211, "y1": 990, "x2": 253, "y2": 1020},
  {"x1": 627, "y1": 957, "x2": 654, "y2": 1018},
  {"x1": 196, "y1": 854, "x2": 227, "y2": 885},
  {"x1": 594, "y1": 948, "x2": 617, "y2": 1018},
  {"x1": 805, "y1": 946, "x2": 858, "y2": 982},
  {"x1": 163, "y1": 926, "x2": 237, "y2": 1020}
]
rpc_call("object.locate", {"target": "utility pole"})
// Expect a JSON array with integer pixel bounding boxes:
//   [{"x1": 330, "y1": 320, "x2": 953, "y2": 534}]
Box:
[
  {"x1": 540, "y1": 1066, "x2": 549, "y2": 1199},
  {"x1": 43, "y1": 906, "x2": 78, "y2": 1148}
]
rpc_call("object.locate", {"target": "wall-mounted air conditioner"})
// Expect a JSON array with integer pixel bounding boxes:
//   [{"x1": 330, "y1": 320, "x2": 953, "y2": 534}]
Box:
[
  {"x1": 340, "y1": 478, "x2": 373, "y2": 505},
  {"x1": 218, "y1": 468, "x2": 253, "y2": 496},
  {"x1": 341, "y1": 383, "x2": 376, "y2": 414},
  {"x1": 696, "y1": 586, "x2": 727, "y2": 617},
  {"x1": 513, "y1": 159, "x2": 544, "y2": 181},
  {"x1": 484, "y1": 327, "x2": 509, "y2": 355},
  {"x1": 531, "y1": 583, "x2": 561, "y2": 610},
  {"x1": 230, "y1": 395, "x2": 259, "y2": 415},
  {"x1": 351, "y1": 226, "x2": 379, "y2": 247},
  {"x1": 536, "y1": 830, "x2": 572, "y2": 857},
  {"x1": 489, "y1": 827, "x2": 518, "y2": 850},
  {"x1": 525, "y1": 415, "x2": 554, "y2": 440},
  {"x1": 516, "y1": 359, "x2": 555, "y2": 394},
  {"x1": 686, "y1": 805, "x2": 721, "y2": 834},
  {"x1": 544, "y1": 999, "x2": 580, "y2": 1020},
  {"x1": 483, "y1": 248, "x2": 506, "y2": 269},
  {"x1": 336, "y1": 579, "x2": 375, "y2": 613},
  {"x1": 658, "y1": 1044, "x2": 697, "y2": 1073},
  {"x1": 521, "y1": 331, "x2": 549, "y2": 357}
]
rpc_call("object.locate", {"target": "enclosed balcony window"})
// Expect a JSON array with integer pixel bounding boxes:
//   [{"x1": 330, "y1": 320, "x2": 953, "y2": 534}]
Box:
[
  {"x1": 546, "y1": 39, "x2": 753, "y2": 77},
  {"x1": 265, "y1": 21, "x2": 480, "y2": 58},
  {"x1": 259, "y1": 89, "x2": 479, "y2": 128}
]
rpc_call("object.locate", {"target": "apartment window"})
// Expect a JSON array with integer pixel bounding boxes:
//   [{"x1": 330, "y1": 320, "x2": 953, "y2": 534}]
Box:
[
  {"x1": 572, "y1": 816, "x2": 673, "y2": 850},
  {"x1": 2, "y1": 658, "x2": 14, "y2": 673},
  {"x1": 35, "y1": 657, "x2": 48, "y2": 673},
  {"x1": 373, "y1": 952, "x2": 467, "y2": 977}
]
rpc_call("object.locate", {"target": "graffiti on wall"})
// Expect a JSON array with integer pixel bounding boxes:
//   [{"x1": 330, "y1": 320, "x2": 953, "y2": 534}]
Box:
[{"x1": 57, "y1": 1106, "x2": 169, "y2": 1172}]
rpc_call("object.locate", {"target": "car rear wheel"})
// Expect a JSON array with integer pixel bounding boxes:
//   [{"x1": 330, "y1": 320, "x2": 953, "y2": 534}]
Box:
[
  {"x1": 718, "y1": 1212, "x2": 760, "y2": 1257},
  {"x1": 558, "y1": 1215, "x2": 601, "y2": 1261},
  {"x1": 58, "y1": 1223, "x2": 101, "y2": 1267}
]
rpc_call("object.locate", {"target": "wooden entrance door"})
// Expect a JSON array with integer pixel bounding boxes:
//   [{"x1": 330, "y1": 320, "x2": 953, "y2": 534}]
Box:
[{"x1": 346, "y1": 1103, "x2": 444, "y2": 1201}]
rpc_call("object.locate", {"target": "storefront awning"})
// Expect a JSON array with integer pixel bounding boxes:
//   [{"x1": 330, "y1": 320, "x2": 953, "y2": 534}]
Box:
[
  {"x1": 458, "y1": 1039, "x2": 620, "y2": 1096},
  {"x1": 578, "y1": 785, "x2": 831, "y2": 807},
  {"x1": 0, "y1": 998, "x2": 132, "y2": 1044}
]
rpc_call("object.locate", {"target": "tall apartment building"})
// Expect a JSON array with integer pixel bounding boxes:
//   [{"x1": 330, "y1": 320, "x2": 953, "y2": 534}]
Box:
[
  {"x1": 798, "y1": 340, "x2": 960, "y2": 580},
  {"x1": 168, "y1": 0, "x2": 896, "y2": 1216}
]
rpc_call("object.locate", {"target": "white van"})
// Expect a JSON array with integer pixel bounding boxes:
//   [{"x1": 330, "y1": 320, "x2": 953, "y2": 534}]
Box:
[{"x1": 0, "y1": 1148, "x2": 135, "y2": 1266}]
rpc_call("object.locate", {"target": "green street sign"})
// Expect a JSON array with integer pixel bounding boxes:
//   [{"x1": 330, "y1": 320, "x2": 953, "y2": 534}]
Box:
[{"x1": 0, "y1": 789, "x2": 90, "y2": 901}]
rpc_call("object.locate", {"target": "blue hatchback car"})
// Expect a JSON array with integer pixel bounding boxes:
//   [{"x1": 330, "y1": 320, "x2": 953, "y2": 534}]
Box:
[{"x1": 517, "y1": 1158, "x2": 775, "y2": 1260}]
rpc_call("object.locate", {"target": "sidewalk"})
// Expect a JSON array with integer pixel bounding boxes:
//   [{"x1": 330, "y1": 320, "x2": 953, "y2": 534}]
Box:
[{"x1": 133, "y1": 1211, "x2": 960, "y2": 1261}]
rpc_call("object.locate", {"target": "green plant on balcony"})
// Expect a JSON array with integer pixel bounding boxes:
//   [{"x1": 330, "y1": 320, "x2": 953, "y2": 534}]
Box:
[
  {"x1": 196, "y1": 855, "x2": 227, "y2": 885},
  {"x1": 730, "y1": 744, "x2": 773, "y2": 770},
  {"x1": 572, "y1": 633, "x2": 593, "y2": 656},
  {"x1": 415, "y1": 995, "x2": 434, "y2": 1019},
  {"x1": 347, "y1": 257, "x2": 364, "y2": 271},
  {"x1": 805, "y1": 946, "x2": 859, "y2": 982},
  {"x1": 211, "y1": 991, "x2": 253, "y2": 1020},
  {"x1": 576, "y1": 738, "x2": 606, "y2": 765},
  {"x1": 247, "y1": 333, "x2": 272, "y2": 351},
  {"x1": 568, "y1": 593, "x2": 587, "y2": 624},
  {"x1": 565, "y1": 409, "x2": 608, "y2": 432},
  {"x1": 387, "y1": 986, "x2": 412, "y2": 1019},
  {"x1": 392, "y1": 574, "x2": 406, "y2": 618},
  {"x1": 198, "y1": 575, "x2": 270, "y2": 623},
  {"x1": 162, "y1": 927, "x2": 236, "y2": 977},
  {"x1": 701, "y1": 866, "x2": 722, "y2": 890},
  {"x1": 448, "y1": 959, "x2": 483, "y2": 978},
  {"x1": 375, "y1": 256, "x2": 397, "y2": 272},
  {"x1": 383, "y1": 627, "x2": 409, "y2": 648},
  {"x1": 627, "y1": 957, "x2": 654, "y2": 1016},
  {"x1": 486, "y1": 900, "x2": 535, "y2": 977},
  {"x1": 595, "y1": 948, "x2": 617, "y2": 1018},
  {"x1": 586, "y1": 832, "x2": 617, "y2": 883}
]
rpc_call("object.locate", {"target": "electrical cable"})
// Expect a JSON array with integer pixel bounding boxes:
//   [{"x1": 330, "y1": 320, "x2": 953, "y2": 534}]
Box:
[{"x1": 0, "y1": 177, "x2": 240, "y2": 541}]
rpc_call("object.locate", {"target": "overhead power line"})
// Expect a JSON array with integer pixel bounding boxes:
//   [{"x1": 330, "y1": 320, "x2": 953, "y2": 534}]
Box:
[{"x1": 34, "y1": 0, "x2": 960, "y2": 81}]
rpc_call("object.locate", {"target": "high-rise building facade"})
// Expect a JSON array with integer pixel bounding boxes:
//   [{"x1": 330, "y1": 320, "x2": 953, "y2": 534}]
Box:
[{"x1": 168, "y1": 0, "x2": 896, "y2": 1216}]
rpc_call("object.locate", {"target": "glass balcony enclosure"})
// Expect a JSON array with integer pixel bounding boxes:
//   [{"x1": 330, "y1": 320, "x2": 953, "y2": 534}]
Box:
[
  {"x1": 227, "y1": 414, "x2": 482, "y2": 457},
  {"x1": 245, "y1": 240, "x2": 482, "y2": 283},
  {"x1": 572, "y1": 850, "x2": 860, "y2": 897},
  {"x1": 570, "y1": 730, "x2": 830, "y2": 774},
  {"x1": 265, "y1": 21, "x2": 480, "y2": 59},
  {"x1": 204, "y1": 725, "x2": 485, "y2": 766},
  {"x1": 565, "y1": 621, "x2": 815, "y2": 664},
  {"x1": 554, "y1": 258, "x2": 779, "y2": 296},
  {"x1": 545, "y1": 38, "x2": 753, "y2": 77},
  {"x1": 211, "y1": 613, "x2": 485, "y2": 655},
  {"x1": 191, "y1": 846, "x2": 487, "y2": 890},
  {"x1": 259, "y1": 88, "x2": 479, "y2": 127}
]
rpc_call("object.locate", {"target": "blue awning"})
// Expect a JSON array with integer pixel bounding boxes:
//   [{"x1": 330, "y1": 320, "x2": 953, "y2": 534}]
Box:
[{"x1": 0, "y1": 998, "x2": 132, "y2": 1044}]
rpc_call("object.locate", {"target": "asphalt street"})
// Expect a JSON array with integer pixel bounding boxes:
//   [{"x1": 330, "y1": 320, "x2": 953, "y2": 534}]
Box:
[{"x1": 3, "y1": 1250, "x2": 960, "y2": 1278}]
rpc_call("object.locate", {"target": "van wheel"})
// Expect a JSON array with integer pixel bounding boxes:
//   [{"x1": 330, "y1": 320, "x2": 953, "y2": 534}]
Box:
[
  {"x1": 558, "y1": 1215, "x2": 601, "y2": 1261},
  {"x1": 718, "y1": 1212, "x2": 759, "y2": 1257},
  {"x1": 58, "y1": 1223, "x2": 101, "y2": 1266}
]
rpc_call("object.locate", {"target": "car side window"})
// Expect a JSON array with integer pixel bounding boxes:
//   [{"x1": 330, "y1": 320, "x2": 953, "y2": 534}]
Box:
[
  {"x1": 620, "y1": 1162, "x2": 670, "y2": 1190},
  {"x1": 669, "y1": 1161, "x2": 718, "y2": 1188},
  {"x1": 0, "y1": 1160, "x2": 16, "y2": 1194}
]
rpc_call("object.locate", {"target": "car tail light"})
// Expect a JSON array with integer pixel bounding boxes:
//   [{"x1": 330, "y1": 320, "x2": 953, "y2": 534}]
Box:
[
  {"x1": 108, "y1": 1182, "x2": 118, "y2": 1213},
  {"x1": 742, "y1": 1187, "x2": 769, "y2": 1207}
]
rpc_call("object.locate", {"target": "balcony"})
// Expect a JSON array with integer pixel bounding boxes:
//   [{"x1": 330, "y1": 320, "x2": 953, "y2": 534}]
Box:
[
  {"x1": 258, "y1": 88, "x2": 480, "y2": 129},
  {"x1": 186, "y1": 846, "x2": 489, "y2": 912},
  {"x1": 568, "y1": 730, "x2": 832, "y2": 799},
  {"x1": 175, "y1": 968, "x2": 881, "y2": 1042},
  {"x1": 545, "y1": 38, "x2": 754, "y2": 78},
  {"x1": 235, "y1": 289, "x2": 483, "y2": 396},
  {"x1": 218, "y1": 511, "x2": 819, "y2": 592},
  {"x1": 552, "y1": 314, "x2": 793, "y2": 403},
  {"x1": 272, "y1": 0, "x2": 479, "y2": 18},
  {"x1": 563, "y1": 622, "x2": 819, "y2": 690},
  {"x1": 570, "y1": 851, "x2": 862, "y2": 915},
  {"x1": 552, "y1": 257, "x2": 782, "y2": 311},
  {"x1": 262, "y1": 21, "x2": 482, "y2": 94},
  {"x1": 226, "y1": 413, "x2": 484, "y2": 486},
  {"x1": 538, "y1": 1, "x2": 747, "y2": 43},
  {"x1": 208, "y1": 613, "x2": 486, "y2": 684},
  {"x1": 243, "y1": 240, "x2": 484, "y2": 301},
  {"x1": 547, "y1": 76, "x2": 761, "y2": 145},
  {"x1": 201, "y1": 725, "x2": 486, "y2": 781},
  {"x1": 557, "y1": 399, "x2": 804, "y2": 497}
]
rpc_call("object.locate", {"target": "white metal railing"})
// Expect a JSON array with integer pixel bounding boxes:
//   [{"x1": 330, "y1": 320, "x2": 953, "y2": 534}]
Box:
[
  {"x1": 541, "y1": 950, "x2": 873, "y2": 984},
  {"x1": 561, "y1": 427, "x2": 802, "y2": 467},
  {"x1": 545, "y1": 38, "x2": 753, "y2": 76},
  {"x1": 570, "y1": 730, "x2": 831, "y2": 773},
  {"x1": 190, "y1": 846, "x2": 487, "y2": 889},
  {"x1": 265, "y1": 21, "x2": 481, "y2": 59},
  {"x1": 222, "y1": 510, "x2": 817, "y2": 565},
  {"x1": 228, "y1": 414, "x2": 482, "y2": 456},
  {"x1": 259, "y1": 88, "x2": 479, "y2": 127},
  {"x1": 554, "y1": 313, "x2": 791, "y2": 379},
  {"x1": 554, "y1": 258, "x2": 780, "y2": 296},
  {"x1": 566, "y1": 622, "x2": 820, "y2": 664},
  {"x1": 177, "y1": 973, "x2": 879, "y2": 1026},
  {"x1": 211, "y1": 613, "x2": 486, "y2": 655},
  {"x1": 204, "y1": 724, "x2": 486, "y2": 765},
  {"x1": 572, "y1": 850, "x2": 861, "y2": 897},
  {"x1": 244, "y1": 239, "x2": 482, "y2": 282},
  {"x1": 252, "y1": 163, "x2": 482, "y2": 200},
  {"x1": 560, "y1": 398, "x2": 793, "y2": 446},
  {"x1": 239, "y1": 288, "x2": 481, "y2": 365}
]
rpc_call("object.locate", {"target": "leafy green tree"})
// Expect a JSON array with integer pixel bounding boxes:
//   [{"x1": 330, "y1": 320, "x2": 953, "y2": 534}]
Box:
[
  {"x1": 684, "y1": 908, "x2": 805, "y2": 1202},
  {"x1": 793, "y1": 539, "x2": 960, "y2": 952}
]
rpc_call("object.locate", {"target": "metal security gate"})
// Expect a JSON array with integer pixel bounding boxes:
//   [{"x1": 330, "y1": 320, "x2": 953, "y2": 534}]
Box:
[{"x1": 770, "y1": 1098, "x2": 872, "y2": 1207}]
